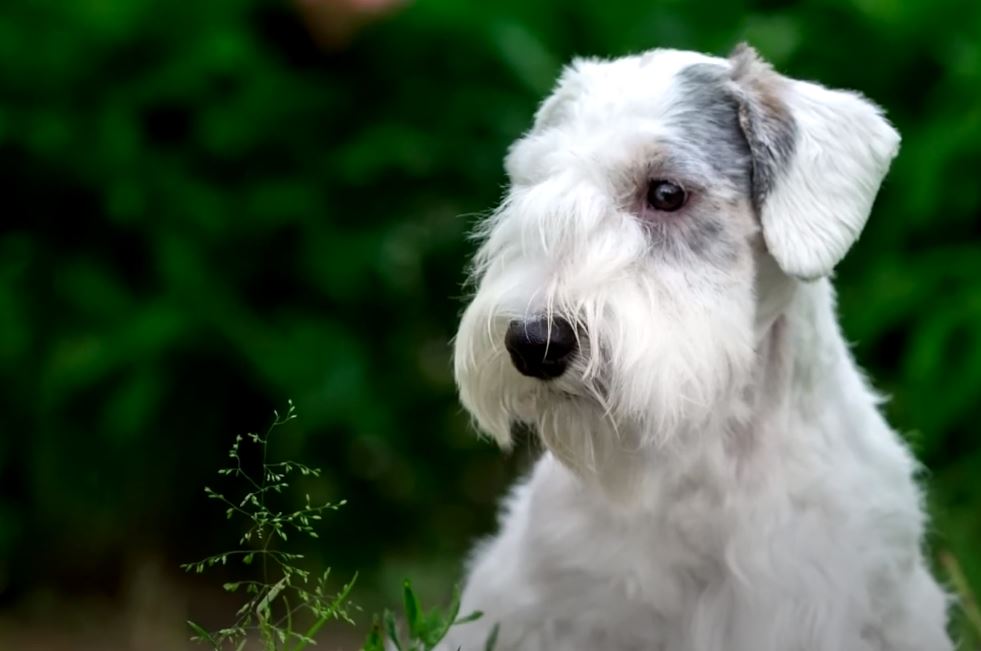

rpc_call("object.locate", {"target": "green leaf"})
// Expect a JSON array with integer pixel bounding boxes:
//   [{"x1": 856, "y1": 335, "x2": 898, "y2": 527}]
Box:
[
  {"x1": 362, "y1": 616, "x2": 385, "y2": 651},
  {"x1": 402, "y1": 580, "x2": 423, "y2": 637},
  {"x1": 420, "y1": 612, "x2": 448, "y2": 648},
  {"x1": 484, "y1": 623, "x2": 500, "y2": 651},
  {"x1": 384, "y1": 610, "x2": 403, "y2": 651},
  {"x1": 422, "y1": 584, "x2": 466, "y2": 646},
  {"x1": 454, "y1": 610, "x2": 483, "y2": 625},
  {"x1": 187, "y1": 620, "x2": 219, "y2": 648},
  {"x1": 444, "y1": 585, "x2": 463, "y2": 625}
]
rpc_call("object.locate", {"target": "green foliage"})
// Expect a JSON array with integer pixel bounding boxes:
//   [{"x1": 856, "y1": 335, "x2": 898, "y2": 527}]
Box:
[
  {"x1": 182, "y1": 402, "x2": 357, "y2": 651},
  {"x1": 941, "y1": 552, "x2": 981, "y2": 649},
  {"x1": 185, "y1": 403, "x2": 496, "y2": 651},
  {"x1": 0, "y1": 0, "x2": 978, "y2": 641},
  {"x1": 362, "y1": 580, "x2": 497, "y2": 651}
]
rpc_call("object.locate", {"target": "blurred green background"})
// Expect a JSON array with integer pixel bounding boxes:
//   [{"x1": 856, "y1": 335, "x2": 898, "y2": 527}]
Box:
[{"x1": 0, "y1": 0, "x2": 979, "y2": 647}]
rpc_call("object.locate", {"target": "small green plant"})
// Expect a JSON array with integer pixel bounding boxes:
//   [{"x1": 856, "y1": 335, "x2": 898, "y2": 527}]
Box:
[
  {"x1": 362, "y1": 580, "x2": 499, "y2": 651},
  {"x1": 183, "y1": 401, "x2": 498, "y2": 651},
  {"x1": 182, "y1": 401, "x2": 356, "y2": 651},
  {"x1": 940, "y1": 551, "x2": 981, "y2": 649}
]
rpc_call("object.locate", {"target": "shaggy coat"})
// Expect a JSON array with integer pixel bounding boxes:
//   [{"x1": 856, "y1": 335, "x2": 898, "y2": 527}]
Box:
[{"x1": 447, "y1": 45, "x2": 952, "y2": 651}]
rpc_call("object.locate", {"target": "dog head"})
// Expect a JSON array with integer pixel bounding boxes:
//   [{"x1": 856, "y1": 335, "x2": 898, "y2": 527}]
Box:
[{"x1": 453, "y1": 45, "x2": 899, "y2": 493}]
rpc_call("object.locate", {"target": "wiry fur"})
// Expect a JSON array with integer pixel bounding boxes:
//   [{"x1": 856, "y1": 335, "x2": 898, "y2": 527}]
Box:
[{"x1": 446, "y1": 45, "x2": 951, "y2": 651}]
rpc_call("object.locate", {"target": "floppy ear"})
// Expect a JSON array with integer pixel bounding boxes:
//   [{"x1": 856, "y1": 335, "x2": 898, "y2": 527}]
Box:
[{"x1": 728, "y1": 44, "x2": 901, "y2": 280}]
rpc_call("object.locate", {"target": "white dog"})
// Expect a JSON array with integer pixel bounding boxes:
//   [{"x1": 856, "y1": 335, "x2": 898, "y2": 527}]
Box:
[{"x1": 445, "y1": 45, "x2": 952, "y2": 651}]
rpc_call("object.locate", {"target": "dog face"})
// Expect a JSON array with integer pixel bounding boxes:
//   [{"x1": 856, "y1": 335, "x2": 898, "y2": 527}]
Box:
[{"x1": 454, "y1": 45, "x2": 899, "y2": 493}]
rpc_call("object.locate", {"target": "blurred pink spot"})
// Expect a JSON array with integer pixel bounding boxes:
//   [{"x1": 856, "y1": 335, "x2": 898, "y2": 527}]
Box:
[{"x1": 295, "y1": 0, "x2": 408, "y2": 49}]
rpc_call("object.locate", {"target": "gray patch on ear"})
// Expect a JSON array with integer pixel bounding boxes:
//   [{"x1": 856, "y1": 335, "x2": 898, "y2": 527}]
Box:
[
  {"x1": 671, "y1": 63, "x2": 753, "y2": 194},
  {"x1": 727, "y1": 44, "x2": 798, "y2": 211}
]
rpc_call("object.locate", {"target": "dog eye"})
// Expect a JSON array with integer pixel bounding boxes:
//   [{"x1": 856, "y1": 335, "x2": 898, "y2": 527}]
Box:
[{"x1": 646, "y1": 180, "x2": 687, "y2": 212}]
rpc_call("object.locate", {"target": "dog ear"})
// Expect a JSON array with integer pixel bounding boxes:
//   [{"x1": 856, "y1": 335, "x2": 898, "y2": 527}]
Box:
[{"x1": 728, "y1": 44, "x2": 900, "y2": 280}]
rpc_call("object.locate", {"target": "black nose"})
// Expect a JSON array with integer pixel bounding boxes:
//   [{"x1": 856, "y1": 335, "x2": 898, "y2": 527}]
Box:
[{"x1": 504, "y1": 316, "x2": 577, "y2": 380}]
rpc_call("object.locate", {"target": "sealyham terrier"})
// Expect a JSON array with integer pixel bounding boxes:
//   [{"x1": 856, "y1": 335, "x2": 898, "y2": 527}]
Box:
[{"x1": 445, "y1": 45, "x2": 953, "y2": 651}]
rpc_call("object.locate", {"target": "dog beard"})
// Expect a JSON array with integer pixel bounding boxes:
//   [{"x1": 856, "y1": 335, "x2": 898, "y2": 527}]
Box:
[
  {"x1": 531, "y1": 391, "x2": 654, "y2": 499},
  {"x1": 456, "y1": 271, "x2": 758, "y2": 501}
]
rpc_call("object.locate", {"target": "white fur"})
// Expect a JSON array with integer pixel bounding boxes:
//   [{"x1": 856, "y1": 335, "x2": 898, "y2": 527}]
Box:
[
  {"x1": 760, "y1": 81, "x2": 901, "y2": 280},
  {"x1": 446, "y1": 48, "x2": 951, "y2": 651}
]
